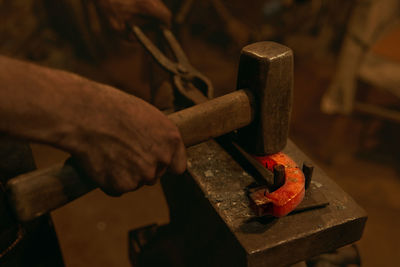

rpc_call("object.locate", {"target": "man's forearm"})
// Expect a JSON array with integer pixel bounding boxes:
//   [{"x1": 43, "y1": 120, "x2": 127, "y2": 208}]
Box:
[
  {"x1": 0, "y1": 55, "x2": 186, "y2": 194},
  {"x1": 0, "y1": 55, "x2": 116, "y2": 153}
]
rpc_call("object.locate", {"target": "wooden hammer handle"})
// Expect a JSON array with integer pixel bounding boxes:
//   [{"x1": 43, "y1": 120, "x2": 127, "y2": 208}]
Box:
[{"x1": 6, "y1": 90, "x2": 253, "y2": 222}]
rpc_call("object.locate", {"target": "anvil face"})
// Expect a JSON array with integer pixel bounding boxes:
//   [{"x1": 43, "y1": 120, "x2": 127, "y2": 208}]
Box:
[{"x1": 162, "y1": 140, "x2": 367, "y2": 267}]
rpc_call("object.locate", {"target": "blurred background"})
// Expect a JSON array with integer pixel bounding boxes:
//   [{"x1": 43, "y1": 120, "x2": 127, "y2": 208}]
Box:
[{"x1": 1, "y1": 0, "x2": 400, "y2": 266}]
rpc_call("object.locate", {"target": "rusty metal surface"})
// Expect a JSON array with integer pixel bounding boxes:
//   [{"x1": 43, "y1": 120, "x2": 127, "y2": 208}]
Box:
[{"x1": 186, "y1": 139, "x2": 367, "y2": 267}]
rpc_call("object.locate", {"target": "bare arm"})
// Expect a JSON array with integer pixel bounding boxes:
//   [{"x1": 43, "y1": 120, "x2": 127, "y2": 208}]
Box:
[{"x1": 0, "y1": 56, "x2": 186, "y2": 195}]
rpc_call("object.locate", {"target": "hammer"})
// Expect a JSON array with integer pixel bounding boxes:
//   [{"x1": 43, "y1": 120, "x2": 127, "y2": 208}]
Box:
[{"x1": 6, "y1": 41, "x2": 293, "y2": 222}]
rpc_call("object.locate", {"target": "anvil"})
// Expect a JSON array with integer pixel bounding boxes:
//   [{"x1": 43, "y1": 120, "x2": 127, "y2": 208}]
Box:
[{"x1": 137, "y1": 139, "x2": 367, "y2": 267}]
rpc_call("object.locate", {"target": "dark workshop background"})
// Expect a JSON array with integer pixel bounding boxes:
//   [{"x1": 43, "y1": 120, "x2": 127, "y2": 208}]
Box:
[{"x1": 1, "y1": 0, "x2": 400, "y2": 266}]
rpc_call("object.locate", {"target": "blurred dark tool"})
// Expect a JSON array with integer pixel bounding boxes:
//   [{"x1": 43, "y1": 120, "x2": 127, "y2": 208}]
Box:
[
  {"x1": 131, "y1": 25, "x2": 214, "y2": 105},
  {"x1": 307, "y1": 244, "x2": 361, "y2": 267}
]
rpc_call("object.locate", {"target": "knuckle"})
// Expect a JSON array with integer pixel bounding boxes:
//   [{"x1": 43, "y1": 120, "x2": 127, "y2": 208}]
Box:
[
  {"x1": 169, "y1": 130, "x2": 182, "y2": 144},
  {"x1": 165, "y1": 127, "x2": 182, "y2": 146}
]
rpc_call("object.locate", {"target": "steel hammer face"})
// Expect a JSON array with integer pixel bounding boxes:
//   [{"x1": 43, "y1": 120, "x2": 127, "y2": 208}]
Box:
[{"x1": 236, "y1": 42, "x2": 293, "y2": 155}]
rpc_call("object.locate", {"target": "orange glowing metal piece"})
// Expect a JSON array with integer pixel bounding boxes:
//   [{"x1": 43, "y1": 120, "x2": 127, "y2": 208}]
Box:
[{"x1": 250, "y1": 152, "x2": 305, "y2": 217}]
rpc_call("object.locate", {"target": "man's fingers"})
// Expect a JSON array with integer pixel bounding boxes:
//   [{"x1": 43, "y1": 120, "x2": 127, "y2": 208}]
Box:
[
  {"x1": 101, "y1": 169, "x2": 143, "y2": 196},
  {"x1": 169, "y1": 140, "x2": 187, "y2": 175},
  {"x1": 143, "y1": 162, "x2": 167, "y2": 186},
  {"x1": 100, "y1": 183, "x2": 124, "y2": 197}
]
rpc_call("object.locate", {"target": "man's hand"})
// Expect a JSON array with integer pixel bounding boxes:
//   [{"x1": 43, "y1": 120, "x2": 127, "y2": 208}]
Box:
[
  {"x1": 97, "y1": 0, "x2": 172, "y2": 32},
  {"x1": 72, "y1": 88, "x2": 186, "y2": 195},
  {"x1": 0, "y1": 56, "x2": 186, "y2": 196}
]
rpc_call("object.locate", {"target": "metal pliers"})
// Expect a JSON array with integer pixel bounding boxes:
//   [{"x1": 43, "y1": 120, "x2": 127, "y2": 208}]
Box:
[{"x1": 130, "y1": 25, "x2": 214, "y2": 105}]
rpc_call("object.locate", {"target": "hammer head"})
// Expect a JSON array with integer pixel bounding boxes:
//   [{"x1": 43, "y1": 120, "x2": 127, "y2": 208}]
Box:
[{"x1": 236, "y1": 42, "x2": 293, "y2": 155}]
